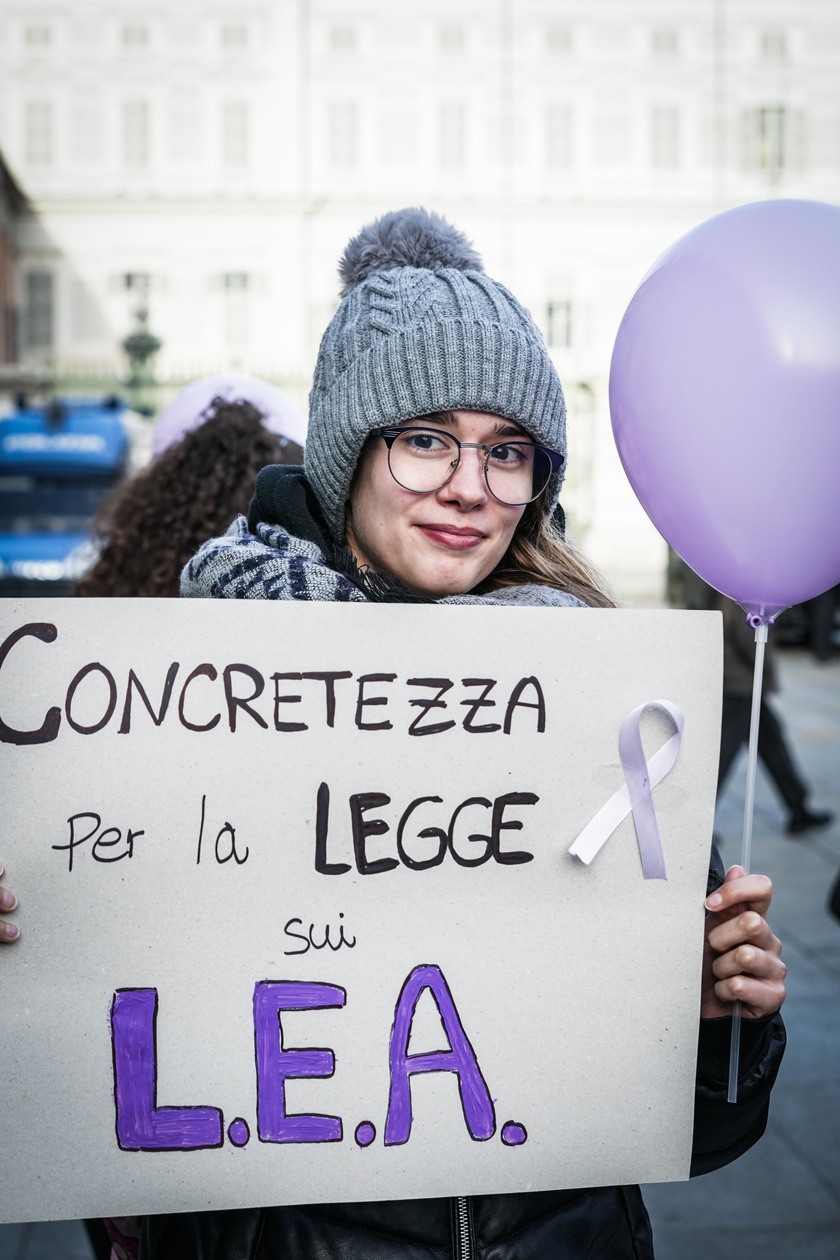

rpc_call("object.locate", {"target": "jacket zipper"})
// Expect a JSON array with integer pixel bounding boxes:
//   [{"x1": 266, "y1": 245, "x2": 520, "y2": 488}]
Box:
[{"x1": 454, "y1": 1195, "x2": 474, "y2": 1260}]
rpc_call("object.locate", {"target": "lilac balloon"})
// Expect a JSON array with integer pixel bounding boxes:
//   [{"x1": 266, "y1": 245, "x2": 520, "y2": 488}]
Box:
[{"x1": 610, "y1": 199, "x2": 840, "y2": 624}]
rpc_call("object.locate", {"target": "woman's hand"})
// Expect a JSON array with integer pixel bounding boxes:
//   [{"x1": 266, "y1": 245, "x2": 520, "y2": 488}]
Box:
[
  {"x1": 0, "y1": 863, "x2": 19, "y2": 942},
  {"x1": 701, "y1": 865, "x2": 785, "y2": 1019}
]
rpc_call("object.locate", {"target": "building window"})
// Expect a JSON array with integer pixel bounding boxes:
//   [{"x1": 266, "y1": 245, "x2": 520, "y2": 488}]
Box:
[
  {"x1": 328, "y1": 101, "x2": 358, "y2": 168},
  {"x1": 122, "y1": 24, "x2": 149, "y2": 48},
  {"x1": 223, "y1": 272, "x2": 249, "y2": 348},
  {"x1": 221, "y1": 102, "x2": 249, "y2": 166},
  {"x1": 546, "y1": 300, "x2": 573, "y2": 350},
  {"x1": 329, "y1": 25, "x2": 356, "y2": 53},
  {"x1": 546, "y1": 104, "x2": 573, "y2": 170},
  {"x1": 25, "y1": 272, "x2": 54, "y2": 352},
  {"x1": 546, "y1": 24, "x2": 572, "y2": 54},
  {"x1": 438, "y1": 101, "x2": 466, "y2": 170},
  {"x1": 652, "y1": 27, "x2": 678, "y2": 58},
  {"x1": 123, "y1": 101, "x2": 150, "y2": 166},
  {"x1": 760, "y1": 30, "x2": 787, "y2": 62},
  {"x1": 439, "y1": 24, "x2": 465, "y2": 54},
  {"x1": 651, "y1": 106, "x2": 680, "y2": 169},
  {"x1": 123, "y1": 273, "x2": 151, "y2": 295},
  {"x1": 221, "y1": 23, "x2": 248, "y2": 49},
  {"x1": 25, "y1": 24, "x2": 52, "y2": 47},
  {"x1": 742, "y1": 106, "x2": 794, "y2": 173},
  {"x1": 24, "y1": 102, "x2": 53, "y2": 164}
]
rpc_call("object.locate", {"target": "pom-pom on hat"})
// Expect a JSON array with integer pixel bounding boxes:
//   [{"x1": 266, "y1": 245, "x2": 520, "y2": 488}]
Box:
[{"x1": 305, "y1": 207, "x2": 567, "y2": 542}]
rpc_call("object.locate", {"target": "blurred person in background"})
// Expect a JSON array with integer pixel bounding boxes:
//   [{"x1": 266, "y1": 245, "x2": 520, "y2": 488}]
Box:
[
  {"x1": 75, "y1": 390, "x2": 303, "y2": 599},
  {"x1": 804, "y1": 582, "x2": 839, "y2": 662},
  {"x1": 680, "y1": 572, "x2": 834, "y2": 837}
]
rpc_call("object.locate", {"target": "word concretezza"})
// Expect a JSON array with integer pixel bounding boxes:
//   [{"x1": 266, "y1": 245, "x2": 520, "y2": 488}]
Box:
[{"x1": 1, "y1": 623, "x2": 547, "y2": 743}]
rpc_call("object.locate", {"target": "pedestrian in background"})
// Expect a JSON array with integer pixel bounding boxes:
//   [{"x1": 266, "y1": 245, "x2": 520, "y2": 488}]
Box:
[
  {"x1": 804, "y1": 582, "x2": 839, "y2": 662},
  {"x1": 686, "y1": 575, "x2": 834, "y2": 836},
  {"x1": 75, "y1": 395, "x2": 303, "y2": 598}
]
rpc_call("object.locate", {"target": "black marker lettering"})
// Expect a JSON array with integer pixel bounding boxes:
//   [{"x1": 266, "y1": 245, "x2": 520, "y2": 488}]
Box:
[
  {"x1": 460, "y1": 679, "x2": 501, "y2": 733},
  {"x1": 0, "y1": 623, "x2": 61, "y2": 745},
  {"x1": 355, "y1": 674, "x2": 396, "y2": 731},
  {"x1": 407, "y1": 678, "x2": 456, "y2": 737},
  {"x1": 179, "y1": 665, "x2": 221, "y2": 732},
  {"x1": 118, "y1": 663, "x2": 180, "y2": 734},
  {"x1": 223, "y1": 664, "x2": 268, "y2": 731},
  {"x1": 504, "y1": 677, "x2": 546, "y2": 734}
]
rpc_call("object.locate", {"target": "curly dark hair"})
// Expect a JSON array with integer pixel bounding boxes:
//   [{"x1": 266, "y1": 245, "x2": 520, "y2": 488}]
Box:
[{"x1": 76, "y1": 400, "x2": 303, "y2": 598}]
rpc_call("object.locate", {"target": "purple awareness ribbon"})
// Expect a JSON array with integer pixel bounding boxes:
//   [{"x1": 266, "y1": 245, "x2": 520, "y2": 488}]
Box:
[{"x1": 568, "y1": 699, "x2": 684, "y2": 880}]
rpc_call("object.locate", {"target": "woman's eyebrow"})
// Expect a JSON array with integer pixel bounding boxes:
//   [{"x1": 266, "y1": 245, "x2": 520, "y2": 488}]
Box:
[
  {"x1": 403, "y1": 413, "x2": 527, "y2": 438},
  {"x1": 414, "y1": 411, "x2": 457, "y2": 427}
]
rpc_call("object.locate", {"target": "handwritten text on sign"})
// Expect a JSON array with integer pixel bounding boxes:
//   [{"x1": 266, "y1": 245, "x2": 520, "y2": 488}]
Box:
[{"x1": 0, "y1": 601, "x2": 721, "y2": 1223}]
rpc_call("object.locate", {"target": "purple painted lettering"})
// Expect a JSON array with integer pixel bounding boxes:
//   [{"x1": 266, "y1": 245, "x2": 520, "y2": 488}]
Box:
[
  {"x1": 111, "y1": 989, "x2": 223, "y2": 1151},
  {"x1": 385, "y1": 964, "x2": 495, "y2": 1146},
  {"x1": 253, "y1": 980, "x2": 346, "y2": 1143}
]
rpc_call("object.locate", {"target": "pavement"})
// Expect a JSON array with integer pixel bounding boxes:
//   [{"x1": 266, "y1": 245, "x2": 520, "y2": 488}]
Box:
[
  {"x1": 1, "y1": 646, "x2": 838, "y2": 1260},
  {"x1": 643, "y1": 644, "x2": 840, "y2": 1260}
]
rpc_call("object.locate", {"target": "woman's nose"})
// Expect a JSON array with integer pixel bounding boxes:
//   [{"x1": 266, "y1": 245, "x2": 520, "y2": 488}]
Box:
[{"x1": 437, "y1": 446, "x2": 488, "y2": 508}]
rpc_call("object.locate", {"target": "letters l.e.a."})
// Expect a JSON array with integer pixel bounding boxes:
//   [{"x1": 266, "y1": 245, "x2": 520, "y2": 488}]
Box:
[{"x1": 110, "y1": 965, "x2": 495, "y2": 1152}]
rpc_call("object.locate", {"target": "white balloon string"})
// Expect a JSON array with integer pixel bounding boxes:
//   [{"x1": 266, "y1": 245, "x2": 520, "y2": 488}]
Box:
[{"x1": 727, "y1": 621, "x2": 768, "y2": 1105}]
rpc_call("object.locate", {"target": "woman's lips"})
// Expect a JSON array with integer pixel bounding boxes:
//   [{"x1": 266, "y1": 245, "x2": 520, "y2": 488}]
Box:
[{"x1": 416, "y1": 523, "x2": 486, "y2": 550}]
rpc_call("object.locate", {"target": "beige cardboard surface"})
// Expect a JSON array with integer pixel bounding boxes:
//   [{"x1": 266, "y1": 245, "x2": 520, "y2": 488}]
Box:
[{"x1": 0, "y1": 601, "x2": 721, "y2": 1223}]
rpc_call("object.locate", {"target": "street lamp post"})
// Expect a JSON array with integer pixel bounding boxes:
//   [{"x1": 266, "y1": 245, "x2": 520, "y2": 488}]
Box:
[{"x1": 122, "y1": 306, "x2": 162, "y2": 416}]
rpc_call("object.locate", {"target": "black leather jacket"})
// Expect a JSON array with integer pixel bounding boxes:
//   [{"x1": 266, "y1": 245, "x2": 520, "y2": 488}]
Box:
[{"x1": 141, "y1": 852, "x2": 786, "y2": 1260}]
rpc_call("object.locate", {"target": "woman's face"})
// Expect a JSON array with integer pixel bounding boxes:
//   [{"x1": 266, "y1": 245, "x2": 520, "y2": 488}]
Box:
[{"x1": 346, "y1": 410, "x2": 528, "y2": 598}]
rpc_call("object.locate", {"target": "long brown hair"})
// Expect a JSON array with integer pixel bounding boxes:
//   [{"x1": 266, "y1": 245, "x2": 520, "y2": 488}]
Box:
[
  {"x1": 485, "y1": 497, "x2": 617, "y2": 607},
  {"x1": 76, "y1": 401, "x2": 303, "y2": 598}
]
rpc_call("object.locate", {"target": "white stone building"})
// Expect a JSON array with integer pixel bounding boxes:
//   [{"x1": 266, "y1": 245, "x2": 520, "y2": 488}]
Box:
[{"x1": 0, "y1": 0, "x2": 838, "y2": 597}]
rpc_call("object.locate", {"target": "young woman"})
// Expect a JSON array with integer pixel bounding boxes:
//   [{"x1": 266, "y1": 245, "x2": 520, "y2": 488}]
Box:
[{"x1": 2, "y1": 209, "x2": 786, "y2": 1259}]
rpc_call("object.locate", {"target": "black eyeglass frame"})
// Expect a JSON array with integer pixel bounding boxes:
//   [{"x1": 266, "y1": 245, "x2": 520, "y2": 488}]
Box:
[{"x1": 370, "y1": 425, "x2": 565, "y2": 507}]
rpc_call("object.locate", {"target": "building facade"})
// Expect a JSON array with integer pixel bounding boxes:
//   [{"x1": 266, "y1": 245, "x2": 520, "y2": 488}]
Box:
[{"x1": 0, "y1": 0, "x2": 838, "y2": 595}]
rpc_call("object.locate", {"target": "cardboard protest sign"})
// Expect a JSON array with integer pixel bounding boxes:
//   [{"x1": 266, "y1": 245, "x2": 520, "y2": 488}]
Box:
[{"x1": 0, "y1": 600, "x2": 721, "y2": 1224}]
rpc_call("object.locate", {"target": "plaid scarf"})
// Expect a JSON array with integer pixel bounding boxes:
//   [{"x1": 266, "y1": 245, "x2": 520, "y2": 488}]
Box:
[
  {"x1": 181, "y1": 467, "x2": 588, "y2": 608},
  {"x1": 182, "y1": 515, "x2": 588, "y2": 609}
]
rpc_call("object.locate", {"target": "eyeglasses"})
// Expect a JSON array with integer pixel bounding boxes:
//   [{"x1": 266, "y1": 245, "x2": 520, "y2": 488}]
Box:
[{"x1": 371, "y1": 426, "x2": 564, "y2": 506}]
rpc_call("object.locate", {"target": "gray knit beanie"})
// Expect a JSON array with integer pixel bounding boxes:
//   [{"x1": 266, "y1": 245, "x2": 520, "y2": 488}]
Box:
[{"x1": 305, "y1": 207, "x2": 567, "y2": 542}]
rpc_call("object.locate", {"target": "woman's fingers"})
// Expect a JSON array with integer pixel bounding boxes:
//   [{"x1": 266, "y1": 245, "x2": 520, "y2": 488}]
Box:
[
  {"x1": 705, "y1": 868, "x2": 774, "y2": 917},
  {"x1": 0, "y1": 863, "x2": 20, "y2": 942},
  {"x1": 711, "y1": 940, "x2": 786, "y2": 983},
  {"x1": 710, "y1": 975, "x2": 787, "y2": 1018},
  {"x1": 705, "y1": 907, "x2": 780, "y2": 956},
  {"x1": 701, "y1": 866, "x2": 786, "y2": 1018},
  {"x1": 710, "y1": 947, "x2": 790, "y2": 1013}
]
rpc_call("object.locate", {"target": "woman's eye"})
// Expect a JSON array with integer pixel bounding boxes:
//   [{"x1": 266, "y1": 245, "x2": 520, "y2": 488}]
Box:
[
  {"x1": 490, "y1": 443, "x2": 529, "y2": 466},
  {"x1": 404, "y1": 431, "x2": 448, "y2": 453}
]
